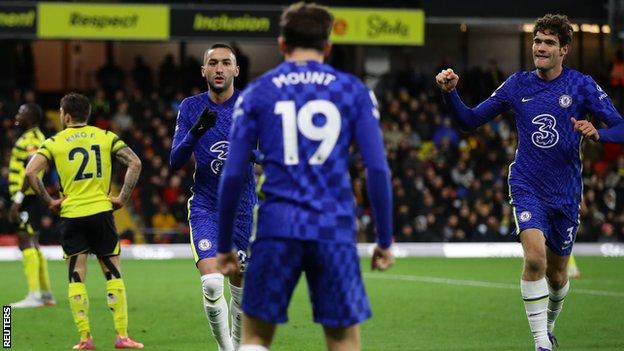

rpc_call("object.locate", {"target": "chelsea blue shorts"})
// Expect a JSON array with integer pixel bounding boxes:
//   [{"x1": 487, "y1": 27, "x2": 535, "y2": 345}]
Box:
[
  {"x1": 242, "y1": 237, "x2": 372, "y2": 327},
  {"x1": 511, "y1": 194, "x2": 580, "y2": 256},
  {"x1": 189, "y1": 209, "x2": 251, "y2": 264}
]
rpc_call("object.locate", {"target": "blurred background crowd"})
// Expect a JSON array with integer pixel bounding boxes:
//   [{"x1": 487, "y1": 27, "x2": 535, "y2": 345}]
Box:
[{"x1": 1, "y1": 50, "x2": 623, "y2": 246}]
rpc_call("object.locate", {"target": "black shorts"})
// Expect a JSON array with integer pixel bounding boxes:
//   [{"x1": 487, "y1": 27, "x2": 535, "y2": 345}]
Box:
[
  {"x1": 10, "y1": 195, "x2": 44, "y2": 235},
  {"x1": 60, "y1": 211, "x2": 120, "y2": 258}
]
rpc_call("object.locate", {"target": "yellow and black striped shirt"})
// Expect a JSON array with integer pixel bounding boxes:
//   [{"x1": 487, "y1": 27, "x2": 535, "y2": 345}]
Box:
[{"x1": 8, "y1": 127, "x2": 45, "y2": 198}]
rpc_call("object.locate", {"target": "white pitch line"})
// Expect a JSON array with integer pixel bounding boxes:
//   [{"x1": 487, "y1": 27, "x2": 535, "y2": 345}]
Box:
[
  {"x1": 573, "y1": 288, "x2": 624, "y2": 298},
  {"x1": 363, "y1": 273, "x2": 624, "y2": 298}
]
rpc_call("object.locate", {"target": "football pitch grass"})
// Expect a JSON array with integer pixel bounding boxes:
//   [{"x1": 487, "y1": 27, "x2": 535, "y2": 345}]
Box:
[{"x1": 2, "y1": 257, "x2": 623, "y2": 350}]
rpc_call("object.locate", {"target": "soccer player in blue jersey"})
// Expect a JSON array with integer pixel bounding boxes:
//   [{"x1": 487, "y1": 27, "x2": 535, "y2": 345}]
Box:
[
  {"x1": 436, "y1": 14, "x2": 624, "y2": 351},
  {"x1": 170, "y1": 43, "x2": 257, "y2": 351},
  {"x1": 216, "y1": 3, "x2": 394, "y2": 351}
]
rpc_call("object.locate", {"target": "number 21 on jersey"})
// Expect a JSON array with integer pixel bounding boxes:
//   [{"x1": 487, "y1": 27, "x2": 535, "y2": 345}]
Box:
[
  {"x1": 274, "y1": 100, "x2": 341, "y2": 165},
  {"x1": 69, "y1": 145, "x2": 102, "y2": 180}
]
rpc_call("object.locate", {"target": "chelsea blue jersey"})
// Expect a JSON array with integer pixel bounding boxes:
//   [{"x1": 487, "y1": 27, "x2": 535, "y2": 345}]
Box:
[
  {"x1": 229, "y1": 60, "x2": 384, "y2": 244},
  {"x1": 171, "y1": 90, "x2": 256, "y2": 217},
  {"x1": 479, "y1": 67, "x2": 623, "y2": 204}
]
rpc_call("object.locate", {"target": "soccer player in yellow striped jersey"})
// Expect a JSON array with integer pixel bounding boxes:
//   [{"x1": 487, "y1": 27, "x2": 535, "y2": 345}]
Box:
[
  {"x1": 7, "y1": 103, "x2": 56, "y2": 309},
  {"x1": 25, "y1": 93, "x2": 144, "y2": 350}
]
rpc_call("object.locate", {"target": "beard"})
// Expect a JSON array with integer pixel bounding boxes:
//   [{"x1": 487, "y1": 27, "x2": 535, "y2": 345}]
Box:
[{"x1": 207, "y1": 76, "x2": 231, "y2": 93}]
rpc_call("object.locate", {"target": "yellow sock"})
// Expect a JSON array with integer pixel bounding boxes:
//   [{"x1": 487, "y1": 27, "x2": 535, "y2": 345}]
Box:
[
  {"x1": 106, "y1": 278, "x2": 128, "y2": 337},
  {"x1": 22, "y1": 248, "x2": 40, "y2": 293},
  {"x1": 569, "y1": 254, "x2": 577, "y2": 269},
  {"x1": 37, "y1": 250, "x2": 52, "y2": 292},
  {"x1": 68, "y1": 282, "x2": 90, "y2": 340},
  {"x1": 567, "y1": 254, "x2": 581, "y2": 278}
]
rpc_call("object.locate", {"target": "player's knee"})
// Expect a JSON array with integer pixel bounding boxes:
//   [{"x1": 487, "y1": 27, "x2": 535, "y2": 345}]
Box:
[
  {"x1": 547, "y1": 270, "x2": 568, "y2": 289},
  {"x1": 524, "y1": 255, "x2": 546, "y2": 274},
  {"x1": 548, "y1": 276, "x2": 567, "y2": 290},
  {"x1": 324, "y1": 325, "x2": 361, "y2": 351},
  {"x1": 201, "y1": 273, "x2": 224, "y2": 303}
]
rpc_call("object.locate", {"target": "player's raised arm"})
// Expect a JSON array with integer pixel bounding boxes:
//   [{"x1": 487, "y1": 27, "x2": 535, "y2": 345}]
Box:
[
  {"x1": 353, "y1": 88, "x2": 394, "y2": 270},
  {"x1": 25, "y1": 153, "x2": 61, "y2": 213},
  {"x1": 575, "y1": 76, "x2": 624, "y2": 143},
  {"x1": 436, "y1": 68, "x2": 512, "y2": 130},
  {"x1": 169, "y1": 100, "x2": 218, "y2": 170}
]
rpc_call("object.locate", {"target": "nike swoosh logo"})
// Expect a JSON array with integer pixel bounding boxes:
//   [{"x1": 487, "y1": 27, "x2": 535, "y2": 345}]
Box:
[{"x1": 522, "y1": 97, "x2": 533, "y2": 102}]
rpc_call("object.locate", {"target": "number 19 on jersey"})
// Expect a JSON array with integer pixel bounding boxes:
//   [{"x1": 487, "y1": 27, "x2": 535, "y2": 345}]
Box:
[{"x1": 274, "y1": 100, "x2": 341, "y2": 165}]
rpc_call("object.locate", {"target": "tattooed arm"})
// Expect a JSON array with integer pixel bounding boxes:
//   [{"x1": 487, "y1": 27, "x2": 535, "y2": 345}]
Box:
[
  {"x1": 111, "y1": 146, "x2": 142, "y2": 210},
  {"x1": 25, "y1": 154, "x2": 62, "y2": 213}
]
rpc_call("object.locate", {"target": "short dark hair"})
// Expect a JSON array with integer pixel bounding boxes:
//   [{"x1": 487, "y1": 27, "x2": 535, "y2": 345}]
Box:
[
  {"x1": 204, "y1": 43, "x2": 237, "y2": 63},
  {"x1": 280, "y1": 2, "x2": 334, "y2": 53},
  {"x1": 23, "y1": 103, "x2": 43, "y2": 125},
  {"x1": 534, "y1": 14, "x2": 573, "y2": 46},
  {"x1": 60, "y1": 93, "x2": 91, "y2": 123},
  {"x1": 210, "y1": 43, "x2": 236, "y2": 57}
]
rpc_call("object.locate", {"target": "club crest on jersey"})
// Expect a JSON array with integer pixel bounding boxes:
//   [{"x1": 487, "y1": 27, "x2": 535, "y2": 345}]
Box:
[
  {"x1": 558, "y1": 94, "x2": 572, "y2": 108},
  {"x1": 519, "y1": 211, "x2": 532, "y2": 222},
  {"x1": 198, "y1": 239, "x2": 212, "y2": 251}
]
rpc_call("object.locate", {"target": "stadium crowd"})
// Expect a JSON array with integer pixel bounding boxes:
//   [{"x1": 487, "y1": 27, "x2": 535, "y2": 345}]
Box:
[{"x1": 0, "y1": 54, "x2": 623, "y2": 244}]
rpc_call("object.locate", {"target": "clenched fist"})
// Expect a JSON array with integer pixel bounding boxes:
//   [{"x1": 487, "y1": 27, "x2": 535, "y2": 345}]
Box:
[{"x1": 435, "y1": 68, "x2": 459, "y2": 93}]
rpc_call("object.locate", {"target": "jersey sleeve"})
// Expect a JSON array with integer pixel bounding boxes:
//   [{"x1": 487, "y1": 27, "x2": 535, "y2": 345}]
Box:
[
  {"x1": 353, "y1": 87, "x2": 385, "y2": 170},
  {"x1": 353, "y1": 85, "x2": 393, "y2": 248},
  {"x1": 443, "y1": 73, "x2": 515, "y2": 130},
  {"x1": 170, "y1": 98, "x2": 198, "y2": 170},
  {"x1": 582, "y1": 75, "x2": 624, "y2": 143},
  {"x1": 37, "y1": 138, "x2": 55, "y2": 161},
  {"x1": 229, "y1": 91, "x2": 259, "y2": 143},
  {"x1": 10, "y1": 134, "x2": 39, "y2": 164},
  {"x1": 23, "y1": 133, "x2": 42, "y2": 156},
  {"x1": 9, "y1": 137, "x2": 30, "y2": 196},
  {"x1": 109, "y1": 131, "x2": 128, "y2": 153},
  {"x1": 10, "y1": 138, "x2": 29, "y2": 166}
]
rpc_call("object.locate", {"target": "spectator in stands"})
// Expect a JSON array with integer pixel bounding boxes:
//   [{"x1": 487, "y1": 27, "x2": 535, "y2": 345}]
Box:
[
  {"x1": 151, "y1": 203, "x2": 177, "y2": 244},
  {"x1": 609, "y1": 49, "x2": 624, "y2": 108},
  {"x1": 483, "y1": 59, "x2": 505, "y2": 96},
  {"x1": 159, "y1": 54, "x2": 178, "y2": 99},
  {"x1": 97, "y1": 58, "x2": 125, "y2": 96},
  {"x1": 162, "y1": 175, "x2": 182, "y2": 207},
  {"x1": 181, "y1": 56, "x2": 205, "y2": 92},
  {"x1": 111, "y1": 101, "x2": 133, "y2": 133},
  {"x1": 132, "y1": 56, "x2": 153, "y2": 94}
]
